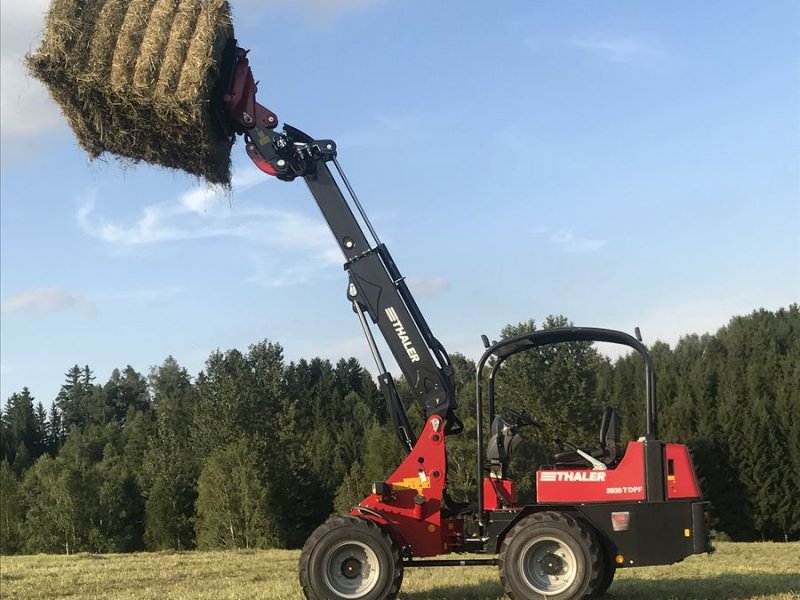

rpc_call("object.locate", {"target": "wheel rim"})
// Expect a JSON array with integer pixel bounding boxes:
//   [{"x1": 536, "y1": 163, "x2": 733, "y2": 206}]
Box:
[
  {"x1": 322, "y1": 540, "x2": 381, "y2": 598},
  {"x1": 518, "y1": 535, "x2": 578, "y2": 595}
]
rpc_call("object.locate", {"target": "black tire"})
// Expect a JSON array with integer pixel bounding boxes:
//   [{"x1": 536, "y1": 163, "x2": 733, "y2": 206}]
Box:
[
  {"x1": 591, "y1": 549, "x2": 616, "y2": 598},
  {"x1": 498, "y1": 511, "x2": 603, "y2": 600},
  {"x1": 298, "y1": 516, "x2": 403, "y2": 600}
]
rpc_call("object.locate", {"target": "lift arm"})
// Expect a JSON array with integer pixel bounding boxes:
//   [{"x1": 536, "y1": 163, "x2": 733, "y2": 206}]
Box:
[{"x1": 222, "y1": 47, "x2": 462, "y2": 446}]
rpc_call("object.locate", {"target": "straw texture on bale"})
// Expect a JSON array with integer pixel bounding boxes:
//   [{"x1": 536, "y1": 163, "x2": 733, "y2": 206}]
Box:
[{"x1": 27, "y1": 0, "x2": 235, "y2": 184}]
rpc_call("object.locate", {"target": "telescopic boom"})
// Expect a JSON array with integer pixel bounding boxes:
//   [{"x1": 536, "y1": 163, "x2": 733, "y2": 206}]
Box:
[{"x1": 222, "y1": 46, "x2": 462, "y2": 447}]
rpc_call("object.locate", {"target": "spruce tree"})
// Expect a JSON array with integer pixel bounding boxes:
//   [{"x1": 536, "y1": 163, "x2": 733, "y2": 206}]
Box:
[
  {"x1": 4, "y1": 388, "x2": 37, "y2": 469},
  {"x1": 48, "y1": 404, "x2": 64, "y2": 455},
  {"x1": 34, "y1": 402, "x2": 49, "y2": 459}
]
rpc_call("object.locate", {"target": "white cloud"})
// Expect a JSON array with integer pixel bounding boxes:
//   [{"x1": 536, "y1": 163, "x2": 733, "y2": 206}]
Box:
[
  {"x1": 406, "y1": 276, "x2": 449, "y2": 297},
  {"x1": 1, "y1": 287, "x2": 94, "y2": 317},
  {"x1": 77, "y1": 198, "x2": 191, "y2": 245},
  {"x1": 569, "y1": 33, "x2": 669, "y2": 67},
  {"x1": 79, "y1": 194, "x2": 339, "y2": 257},
  {"x1": 549, "y1": 229, "x2": 607, "y2": 253},
  {"x1": 78, "y1": 172, "x2": 241, "y2": 245},
  {"x1": 179, "y1": 187, "x2": 220, "y2": 215},
  {"x1": 77, "y1": 168, "x2": 342, "y2": 284},
  {"x1": 178, "y1": 169, "x2": 264, "y2": 214}
]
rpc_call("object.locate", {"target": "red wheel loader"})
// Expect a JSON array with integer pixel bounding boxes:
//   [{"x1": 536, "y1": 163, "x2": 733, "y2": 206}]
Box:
[{"x1": 220, "y1": 44, "x2": 714, "y2": 600}]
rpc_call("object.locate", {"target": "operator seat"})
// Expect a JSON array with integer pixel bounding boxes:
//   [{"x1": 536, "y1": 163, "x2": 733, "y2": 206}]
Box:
[
  {"x1": 486, "y1": 416, "x2": 522, "y2": 479},
  {"x1": 553, "y1": 406, "x2": 621, "y2": 468}
]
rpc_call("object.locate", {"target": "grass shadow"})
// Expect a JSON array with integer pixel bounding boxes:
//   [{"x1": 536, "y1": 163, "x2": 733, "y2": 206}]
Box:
[
  {"x1": 400, "y1": 572, "x2": 800, "y2": 600},
  {"x1": 400, "y1": 581, "x2": 506, "y2": 600},
  {"x1": 604, "y1": 572, "x2": 800, "y2": 600}
]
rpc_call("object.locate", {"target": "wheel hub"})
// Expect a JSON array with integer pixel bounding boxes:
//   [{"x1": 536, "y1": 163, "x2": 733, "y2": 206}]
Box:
[
  {"x1": 341, "y1": 557, "x2": 362, "y2": 579},
  {"x1": 322, "y1": 540, "x2": 381, "y2": 598},
  {"x1": 541, "y1": 553, "x2": 563, "y2": 575}
]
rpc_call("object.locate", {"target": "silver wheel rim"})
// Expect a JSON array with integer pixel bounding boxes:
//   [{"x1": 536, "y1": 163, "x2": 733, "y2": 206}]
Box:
[
  {"x1": 322, "y1": 540, "x2": 381, "y2": 598},
  {"x1": 518, "y1": 535, "x2": 578, "y2": 595}
]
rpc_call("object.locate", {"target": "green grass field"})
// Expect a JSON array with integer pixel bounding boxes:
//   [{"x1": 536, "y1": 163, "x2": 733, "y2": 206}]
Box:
[{"x1": 1, "y1": 543, "x2": 798, "y2": 600}]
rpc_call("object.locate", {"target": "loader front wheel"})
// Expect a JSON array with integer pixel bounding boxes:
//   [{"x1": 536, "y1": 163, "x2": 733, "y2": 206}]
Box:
[
  {"x1": 499, "y1": 511, "x2": 602, "y2": 600},
  {"x1": 591, "y1": 548, "x2": 616, "y2": 597},
  {"x1": 299, "y1": 516, "x2": 403, "y2": 600}
]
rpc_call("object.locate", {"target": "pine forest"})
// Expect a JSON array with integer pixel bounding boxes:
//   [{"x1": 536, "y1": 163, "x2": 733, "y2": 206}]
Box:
[{"x1": 1, "y1": 305, "x2": 798, "y2": 555}]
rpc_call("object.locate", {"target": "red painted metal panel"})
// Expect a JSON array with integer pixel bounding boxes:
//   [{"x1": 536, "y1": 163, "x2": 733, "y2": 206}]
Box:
[
  {"x1": 665, "y1": 443, "x2": 702, "y2": 499},
  {"x1": 483, "y1": 477, "x2": 518, "y2": 510},
  {"x1": 536, "y1": 442, "x2": 647, "y2": 503},
  {"x1": 355, "y1": 415, "x2": 449, "y2": 557}
]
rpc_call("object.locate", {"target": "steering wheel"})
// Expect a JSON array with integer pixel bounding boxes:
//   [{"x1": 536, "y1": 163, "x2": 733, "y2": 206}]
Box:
[{"x1": 506, "y1": 407, "x2": 543, "y2": 429}]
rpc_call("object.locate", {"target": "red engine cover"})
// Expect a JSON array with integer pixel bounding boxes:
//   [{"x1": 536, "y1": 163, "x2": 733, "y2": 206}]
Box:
[{"x1": 536, "y1": 441, "x2": 646, "y2": 503}]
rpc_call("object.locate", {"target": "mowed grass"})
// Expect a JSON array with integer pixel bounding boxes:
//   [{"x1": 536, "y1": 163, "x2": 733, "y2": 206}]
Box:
[{"x1": 1, "y1": 542, "x2": 798, "y2": 600}]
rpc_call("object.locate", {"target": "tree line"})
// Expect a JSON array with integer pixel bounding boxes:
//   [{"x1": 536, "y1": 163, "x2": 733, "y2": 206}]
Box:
[{"x1": 1, "y1": 305, "x2": 797, "y2": 554}]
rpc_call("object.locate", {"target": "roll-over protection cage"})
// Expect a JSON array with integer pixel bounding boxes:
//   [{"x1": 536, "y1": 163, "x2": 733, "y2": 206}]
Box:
[{"x1": 474, "y1": 327, "x2": 659, "y2": 530}]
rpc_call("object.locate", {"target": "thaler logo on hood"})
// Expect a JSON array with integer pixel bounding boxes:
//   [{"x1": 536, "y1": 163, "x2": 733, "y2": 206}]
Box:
[{"x1": 539, "y1": 471, "x2": 607, "y2": 482}]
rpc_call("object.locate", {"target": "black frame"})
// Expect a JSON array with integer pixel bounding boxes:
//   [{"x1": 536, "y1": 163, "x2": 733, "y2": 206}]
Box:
[{"x1": 475, "y1": 327, "x2": 660, "y2": 530}]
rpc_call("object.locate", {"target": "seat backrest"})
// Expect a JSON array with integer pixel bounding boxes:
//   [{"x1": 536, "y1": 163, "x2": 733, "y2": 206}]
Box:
[
  {"x1": 599, "y1": 406, "x2": 621, "y2": 461},
  {"x1": 599, "y1": 407, "x2": 612, "y2": 444},
  {"x1": 486, "y1": 417, "x2": 522, "y2": 477},
  {"x1": 486, "y1": 416, "x2": 509, "y2": 464}
]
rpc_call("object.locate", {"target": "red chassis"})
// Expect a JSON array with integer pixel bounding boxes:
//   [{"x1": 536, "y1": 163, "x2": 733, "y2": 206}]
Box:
[{"x1": 353, "y1": 432, "x2": 704, "y2": 559}]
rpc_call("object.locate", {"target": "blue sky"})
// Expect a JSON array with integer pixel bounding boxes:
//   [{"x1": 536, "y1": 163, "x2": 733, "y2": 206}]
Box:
[{"x1": 1, "y1": 0, "x2": 798, "y2": 405}]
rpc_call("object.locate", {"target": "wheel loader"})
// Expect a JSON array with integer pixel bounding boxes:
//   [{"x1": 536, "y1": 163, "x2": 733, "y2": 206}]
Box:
[{"x1": 216, "y1": 44, "x2": 714, "y2": 600}]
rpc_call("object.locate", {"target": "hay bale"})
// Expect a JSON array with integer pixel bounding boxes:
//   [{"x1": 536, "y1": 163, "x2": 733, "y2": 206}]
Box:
[
  {"x1": 27, "y1": 0, "x2": 235, "y2": 185},
  {"x1": 156, "y1": 0, "x2": 203, "y2": 96},
  {"x1": 133, "y1": 0, "x2": 180, "y2": 91}
]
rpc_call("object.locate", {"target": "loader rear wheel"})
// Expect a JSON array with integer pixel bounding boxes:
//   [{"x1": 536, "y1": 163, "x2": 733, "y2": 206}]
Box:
[
  {"x1": 499, "y1": 511, "x2": 602, "y2": 600},
  {"x1": 299, "y1": 515, "x2": 403, "y2": 600}
]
